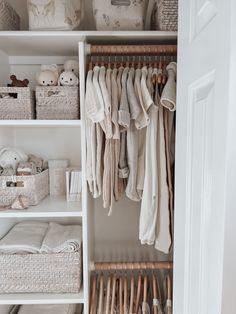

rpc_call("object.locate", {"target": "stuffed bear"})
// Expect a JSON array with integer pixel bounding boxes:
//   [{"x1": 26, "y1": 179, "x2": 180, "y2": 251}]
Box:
[
  {"x1": 8, "y1": 75, "x2": 29, "y2": 88},
  {"x1": 0, "y1": 148, "x2": 28, "y2": 173},
  {"x1": 16, "y1": 161, "x2": 37, "y2": 176},
  {"x1": 37, "y1": 64, "x2": 59, "y2": 86},
  {"x1": 59, "y1": 71, "x2": 79, "y2": 86},
  {"x1": 64, "y1": 60, "x2": 79, "y2": 77}
]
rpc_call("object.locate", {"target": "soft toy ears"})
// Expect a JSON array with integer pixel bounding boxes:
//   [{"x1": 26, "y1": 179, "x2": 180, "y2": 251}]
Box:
[
  {"x1": 0, "y1": 148, "x2": 28, "y2": 161},
  {"x1": 41, "y1": 64, "x2": 58, "y2": 75}
]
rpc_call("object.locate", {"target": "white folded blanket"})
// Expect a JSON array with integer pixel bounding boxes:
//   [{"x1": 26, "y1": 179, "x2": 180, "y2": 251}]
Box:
[
  {"x1": 0, "y1": 221, "x2": 49, "y2": 254},
  {"x1": 40, "y1": 222, "x2": 82, "y2": 253},
  {"x1": 18, "y1": 304, "x2": 77, "y2": 314}
]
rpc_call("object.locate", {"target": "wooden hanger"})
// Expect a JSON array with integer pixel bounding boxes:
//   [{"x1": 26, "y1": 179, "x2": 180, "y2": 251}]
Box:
[
  {"x1": 119, "y1": 276, "x2": 123, "y2": 314},
  {"x1": 142, "y1": 275, "x2": 148, "y2": 314},
  {"x1": 134, "y1": 274, "x2": 142, "y2": 314},
  {"x1": 110, "y1": 274, "x2": 117, "y2": 314},
  {"x1": 124, "y1": 275, "x2": 128, "y2": 314},
  {"x1": 152, "y1": 274, "x2": 158, "y2": 314},
  {"x1": 129, "y1": 275, "x2": 135, "y2": 314},
  {"x1": 105, "y1": 275, "x2": 112, "y2": 314},
  {"x1": 89, "y1": 275, "x2": 97, "y2": 314},
  {"x1": 98, "y1": 274, "x2": 104, "y2": 314}
]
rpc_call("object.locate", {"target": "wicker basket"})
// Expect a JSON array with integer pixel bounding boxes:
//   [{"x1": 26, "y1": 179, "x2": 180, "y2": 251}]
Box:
[
  {"x1": 0, "y1": 87, "x2": 35, "y2": 120},
  {"x1": 0, "y1": 252, "x2": 81, "y2": 293},
  {"x1": 156, "y1": 0, "x2": 178, "y2": 31},
  {"x1": 36, "y1": 86, "x2": 79, "y2": 120},
  {"x1": 0, "y1": 170, "x2": 49, "y2": 206},
  {"x1": 0, "y1": 0, "x2": 20, "y2": 30}
]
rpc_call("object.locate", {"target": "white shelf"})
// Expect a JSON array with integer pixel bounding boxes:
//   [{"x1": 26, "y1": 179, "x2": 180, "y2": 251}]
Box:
[
  {"x1": 0, "y1": 195, "x2": 82, "y2": 218},
  {"x1": 0, "y1": 31, "x2": 177, "y2": 56},
  {"x1": 0, "y1": 290, "x2": 84, "y2": 305},
  {"x1": 0, "y1": 120, "x2": 81, "y2": 127}
]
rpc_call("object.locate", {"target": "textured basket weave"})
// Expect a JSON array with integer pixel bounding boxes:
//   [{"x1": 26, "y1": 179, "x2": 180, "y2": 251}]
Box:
[
  {"x1": 0, "y1": 0, "x2": 20, "y2": 30},
  {"x1": 0, "y1": 170, "x2": 49, "y2": 206},
  {"x1": 0, "y1": 252, "x2": 81, "y2": 293},
  {"x1": 156, "y1": 0, "x2": 178, "y2": 31},
  {"x1": 0, "y1": 87, "x2": 35, "y2": 120},
  {"x1": 36, "y1": 86, "x2": 79, "y2": 120}
]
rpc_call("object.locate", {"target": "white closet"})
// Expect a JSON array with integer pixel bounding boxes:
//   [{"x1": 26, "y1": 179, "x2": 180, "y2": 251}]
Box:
[{"x1": 0, "y1": 1, "x2": 236, "y2": 314}]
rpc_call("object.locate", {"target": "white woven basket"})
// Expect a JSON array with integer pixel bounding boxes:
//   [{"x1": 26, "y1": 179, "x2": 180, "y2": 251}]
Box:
[
  {"x1": 0, "y1": 252, "x2": 81, "y2": 293},
  {"x1": 0, "y1": 87, "x2": 35, "y2": 120},
  {"x1": 0, "y1": 170, "x2": 49, "y2": 206},
  {"x1": 0, "y1": 0, "x2": 20, "y2": 30},
  {"x1": 36, "y1": 86, "x2": 79, "y2": 120}
]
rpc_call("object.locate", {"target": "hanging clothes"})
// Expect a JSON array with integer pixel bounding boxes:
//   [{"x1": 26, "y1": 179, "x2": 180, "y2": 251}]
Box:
[{"x1": 85, "y1": 58, "x2": 177, "y2": 254}]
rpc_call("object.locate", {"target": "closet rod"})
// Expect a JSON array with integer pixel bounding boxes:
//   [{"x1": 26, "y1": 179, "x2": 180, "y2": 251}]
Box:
[
  {"x1": 86, "y1": 44, "x2": 177, "y2": 56},
  {"x1": 90, "y1": 261, "x2": 173, "y2": 271}
]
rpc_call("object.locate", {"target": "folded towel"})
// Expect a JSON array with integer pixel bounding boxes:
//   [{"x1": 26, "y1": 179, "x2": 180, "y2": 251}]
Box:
[
  {"x1": 40, "y1": 222, "x2": 82, "y2": 253},
  {"x1": 0, "y1": 221, "x2": 49, "y2": 254},
  {"x1": 18, "y1": 304, "x2": 76, "y2": 314}
]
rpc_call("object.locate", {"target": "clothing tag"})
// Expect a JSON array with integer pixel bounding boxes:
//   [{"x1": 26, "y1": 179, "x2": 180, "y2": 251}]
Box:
[
  {"x1": 166, "y1": 299, "x2": 172, "y2": 307},
  {"x1": 153, "y1": 298, "x2": 160, "y2": 306},
  {"x1": 142, "y1": 302, "x2": 151, "y2": 314}
]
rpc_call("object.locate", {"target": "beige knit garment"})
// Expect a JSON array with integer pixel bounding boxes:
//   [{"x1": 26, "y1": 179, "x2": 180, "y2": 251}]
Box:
[{"x1": 126, "y1": 67, "x2": 141, "y2": 201}]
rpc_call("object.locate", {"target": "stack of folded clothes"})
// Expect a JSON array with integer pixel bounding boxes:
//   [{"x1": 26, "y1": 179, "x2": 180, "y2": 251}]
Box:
[{"x1": 0, "y1": 221, "x2": 82, "y2": 254}]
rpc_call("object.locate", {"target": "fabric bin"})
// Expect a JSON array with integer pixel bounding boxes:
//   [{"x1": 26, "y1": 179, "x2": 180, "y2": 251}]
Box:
[
  {"x1": 0, "y1": 252, "x2": 81, "y2": 293},
  {"x1": 93, "y1": 0, "x2": 147, "y2": 31},
  {"x1": 0, "y1": 87, "x2": 35, "y2": 120},
  {"x1": 27, "y1": 0, "x2": 84, "y2": 31},
  {"x1": 0, "y1": 0, "x2": 20, "y2": 30},
  {"x1": 156, "y1": 0, "x2": 178, "y2": 31},
  {"x1": 0, "y1": 170, "x2": 49, "y2": 206},
  {"x1": 36, "y1": 86, "x2": 79, "y2": 120}
]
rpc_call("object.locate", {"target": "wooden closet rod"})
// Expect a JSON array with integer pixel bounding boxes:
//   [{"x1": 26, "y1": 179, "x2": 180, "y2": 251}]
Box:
[
  {"x1": 86, "y1": 44, "x2": 177, "y2": 56},
  {"x1": 90, "y1": 261, "x2": 173, "y2": 271}
]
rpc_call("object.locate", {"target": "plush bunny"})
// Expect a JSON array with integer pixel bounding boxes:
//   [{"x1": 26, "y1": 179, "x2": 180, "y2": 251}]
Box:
[
  {"x1": 64, "y1": 60, "x2": 79, "y2": 77},
  {"x1": 0, "y1": 148, "x2": 28, "y2": 172},
  {"x1": 37, "y1": 64, "x2": 59, "y2": 86},
  {"x1": 59, "y1": 71, "x2": 79, "y2": 86}
]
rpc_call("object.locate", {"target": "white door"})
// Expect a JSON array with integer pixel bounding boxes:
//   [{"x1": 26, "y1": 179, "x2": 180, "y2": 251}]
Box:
[{"x1": 174, "y1": 0, "x2": 236, "y2": 313}]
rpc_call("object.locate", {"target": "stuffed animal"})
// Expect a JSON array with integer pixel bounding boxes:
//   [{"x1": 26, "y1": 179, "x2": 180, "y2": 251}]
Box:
[
  {"x1": 28, "y1": 154, "x2": 45, "y2": 173},
  {"x1": 64, "y1": 60, "x2": 79, "y2": 77},
  {"x1": 8, "y1": 75, "x2": 29, "y2": 88},
  {"x1": 0, "y1": 148, "x2": 28, "y2": 173},
  {"x1": 59, "y1": 71, "x2": 79, "y2": 86},
  {"x1": 16, "y1": 161, "x2": 37, "y2": 176},
  {"x1": 37, "y1": 64, "x2": 59, "y2": 86}
]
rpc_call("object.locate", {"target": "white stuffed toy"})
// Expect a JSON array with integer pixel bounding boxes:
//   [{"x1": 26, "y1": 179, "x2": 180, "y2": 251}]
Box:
[
  {"x1": 64, "y1": 60, "x2": 79, "y2": 77},
  {"x1": 59, "y1": 71, "x2": 79, "y2": 86},
  {"x1": 37, "y1": 64, "x2": 59, "y2": 86},
  {"x1": 0, "y1": 148, "x2": 28, "y2": 172}
]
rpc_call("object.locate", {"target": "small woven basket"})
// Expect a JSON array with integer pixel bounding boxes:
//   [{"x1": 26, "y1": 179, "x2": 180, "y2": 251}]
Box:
[
  {"x1": 0, "y1": 87, "x2": 35, "y2": 120},
  {"x1": 36, "y1": 86, "x2": 80, "y2": 120},
  {"x1": 156, "y1": 0, "x2": 178, "y2": 31},
  {"x1": 0, "y1": 170, "x2": 49, "y2": 206},
  {"x1": 0, "y1": 252, "x2": 81, "y2": 293},
  {"x1": 0, "y1": 0, "x2": 20, "y2": 30}
]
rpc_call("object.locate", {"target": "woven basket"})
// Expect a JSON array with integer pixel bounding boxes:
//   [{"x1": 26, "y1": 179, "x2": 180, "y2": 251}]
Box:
[
  {"x1": 36, "y1": 86, "x2": 79, "y2": 120},
  {"x1": 0, "y1": 170, "x2": 49, "y2": 206},
  {"x1": 0, "y1": 0, "x2": 20, "y2": 30},
  {"x1": 156, "y1": 0, "x2": 178, "y2": 31},
  {"x1": 0, "y1": 252, "x2": 81, "y2": 293},
  {"x1": 0, "y1": 87, "x2": 35, "y2": 120}
]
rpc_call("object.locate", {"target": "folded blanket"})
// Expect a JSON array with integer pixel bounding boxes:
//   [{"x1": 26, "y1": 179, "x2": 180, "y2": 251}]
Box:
[
  {"x1": 0, "y1": 221, "x2": 48, "y2": 254},
  {"x1": 18, "y1": 304, "x2": 76, "y2": 314},
  {"x1": 40, "y1": 222, "x2": 82, "y2": 253}
]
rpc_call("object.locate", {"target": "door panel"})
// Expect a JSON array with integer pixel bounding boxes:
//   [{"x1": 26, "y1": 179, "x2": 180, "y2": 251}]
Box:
[{"x1": 174, "y1": 0, "x2": 233, "y2": 313}]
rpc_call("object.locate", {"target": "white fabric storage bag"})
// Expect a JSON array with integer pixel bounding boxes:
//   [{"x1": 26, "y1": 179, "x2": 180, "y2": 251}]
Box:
[
  {"x1": 27, "y1": 0, "x2": 84, "y2": 30},
  {"x1": 93, "y1": 0, "x2": 147, "y2": 30}
]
